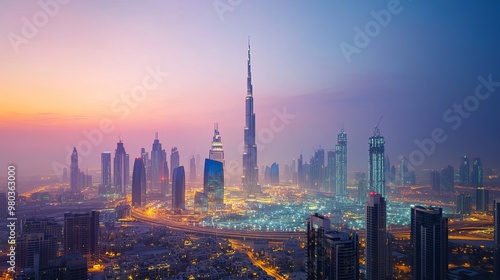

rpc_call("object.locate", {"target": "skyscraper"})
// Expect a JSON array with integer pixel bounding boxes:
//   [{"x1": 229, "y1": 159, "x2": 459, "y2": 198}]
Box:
[
  {"x1": 431, "y1": 170, "x2": 441, "y2": 191},
  {"x1": 298, "y1": 154, "x2": 304, "y2": 188},
  {"x1": 151, "y1": 132, "x2": 167, "y2": 190},
  {"x1": 459, "y1": 156, "x2": 470, "y2": 186},
  {"x1": 365, "y1": 192, "x2": 388, "y2": 280},
  {"x1": 356, "y1": 172, "x2": 367, "y2": 204},
  {"x1": 494, "y1": 200, "x2": 500, "y2": 280},
  {"x1": 326, "y1": 151, "x2": 336, "y2": 193},
  {"x1": 114, "y1": 140, "x2": 129, "y2": 194},
  {"x1": 309, "y1": 148, "x2": 325, "y2": 190},
  {"x1": 161, "y1": 161, "x2": 169, "y2": 194},
  {"x1": 70, "y1": 147, "x2": 79, "y2": 193},
  {"x1": 368, "y1": 129, "x2": 385, "y2": 197},
  {"x1": 209, "y1": 122, "x2": 224, "y2": 162},
  {"x1": 141, "y1": 147, "x2": 150, "y2": 181},
  {"x1": 471, "y1": 157, "x2": 483, "y2": 187},
  {"x1": 172, "y1": 166, "x2": 185, "y2": 210},
  {"x1": 456, "y1": 193, "x2": 472, "y2": 215},
  {"x1": 411, "y1": 206, "x2": 448, "y2": 280},
  {"x1": 335, "y1": 129, "x2": 347, "y2": 198},
  {"x1": 440, "y1": 165, "x2": 454, "y2": 191},
  {"x1": 306, "y1": 213, "x2": 359, "y2": 280},
  {"x1": 132, "y1": 157, "x2": 147, "y2": 207},
  {"x1": 64, "y1": 211, "x2": 100, "y2": 264},
  {"x1": 476, "y1": 187, "x2": 489, "y2": 212},
  {"x1": 242, "y1": 39, "x2": 259, "y2": 196},
  {"x1": 270, "y1": 162, "x2": 279, "y2": 184},
  {"x1": 203, "y1": 159, "x2": 224, "y2": 208},
  {"x1": 190, "y1": 155, "x2": 197, "y2": 182},
  {"x1": 170, "y1": 147, "x2": 180, "y2": 179},
  {"x1": 100, "y1": 152, "x2": 112, "y2": 194}
]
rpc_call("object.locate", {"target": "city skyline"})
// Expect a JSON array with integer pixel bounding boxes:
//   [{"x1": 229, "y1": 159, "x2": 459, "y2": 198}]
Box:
[
  {"x1": 1, "y1": 1, "x2": 500, "y2": 179},
  {"x1": 2, "y1": 2, "x2": 499, "y2": 279}
]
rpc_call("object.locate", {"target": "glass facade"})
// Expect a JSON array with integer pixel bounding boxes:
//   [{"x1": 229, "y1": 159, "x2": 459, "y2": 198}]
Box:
[
  {"x1": 203, "y1": 159, "x2": 224, "y2": 207},
  {"x1": 172, "y1": 166, "x2": 185, "y2": 210},
  {"x1": 132, "y1": 157, "x2": 146, "y2": 207}
]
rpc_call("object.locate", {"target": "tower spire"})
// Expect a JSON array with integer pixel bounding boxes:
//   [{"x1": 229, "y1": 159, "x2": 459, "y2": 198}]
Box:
[{"x1": 247, "y1": 36, "x2": 252, "y2": 96}]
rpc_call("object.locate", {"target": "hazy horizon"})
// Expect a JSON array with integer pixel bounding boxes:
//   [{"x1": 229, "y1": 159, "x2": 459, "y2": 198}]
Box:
[{"x1": 2, "y1": 1, "x2": 500, "y2": 178}]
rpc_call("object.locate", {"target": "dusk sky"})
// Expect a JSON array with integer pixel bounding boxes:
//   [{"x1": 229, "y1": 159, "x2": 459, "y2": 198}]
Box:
[{"x1": 1, "y1": 1, "x2": 499, "y2": 178}]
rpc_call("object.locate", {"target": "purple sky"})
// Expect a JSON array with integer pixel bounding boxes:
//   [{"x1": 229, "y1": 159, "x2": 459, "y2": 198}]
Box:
[{"x1": 1, "y1": 0, "x2": 499, "y2": 179}]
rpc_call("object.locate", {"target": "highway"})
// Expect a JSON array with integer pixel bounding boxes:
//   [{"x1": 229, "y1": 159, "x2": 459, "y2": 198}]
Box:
[
  {"x1": 132, "y1": 208, "x2": 305, "y2": 241},
  {"x1": 132, "y1": 209, "x2": 493, "y2": 243}
]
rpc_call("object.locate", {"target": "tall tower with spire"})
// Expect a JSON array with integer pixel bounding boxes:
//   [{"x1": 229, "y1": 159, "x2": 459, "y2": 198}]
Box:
[
  {"x1": 209, "y1": 122, "x2": 224, "y2": 162},
  {"x1": 70, "y1": 147, "x2": 79, "y2": 193},
  {"x1": 242, "y1": 38, "x2": 259, "y2": 196},
  {"x1": 369, "y1": 125, "x2": 385, "y2": 197}
]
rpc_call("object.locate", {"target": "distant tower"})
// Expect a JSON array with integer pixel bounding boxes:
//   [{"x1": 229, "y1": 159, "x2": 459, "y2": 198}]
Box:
[
  {"x1": 100, "y1": 152, "x2": 112, "y2": 194},
  {"x1": 459, "y1": 156, "x2": 470, "y2": 186},
  {"x1": 170, "y1": 147, "x2": 180, "y2": 179},
  {"x1": 270, "y1": 162, "x2": 279, "y2": 184},
  {"x1": 172, "y1": 166, "x2": 185, "y2": 210},
  {"x1": 326, "y1": 151, "x2": 336, "y2": 194},
  {"x1": 242, "y1": 38, "x2": 259, "y2": 196},
  {"x1": 161, "y1": 161, "x2": 169, "y2": 194},
  {"x1": 298, "y1": 154, "x2": 303, "y2": 188},
  {"x1": 151, "y1": 132, "x2": 167, "y2": 190},
  {"x1": 411, "y1": 206, "x2": 448, "y2": 279},
  {"x1": 365, "y1": 192, "x2": 388, "y2": 280},
  {"x1": 369, "y1": 125, "x2": 385, "y2": 197},
  {"x1": 190, "y1": 155, "x2": 197, "y2": 182},
  {"x1": 471, "y1": 157, "x2": 483, "y2": 187},
  {"x1": 335, "y1": 129, "x2": 347, "y2": 198},
  {"x1": 140, "y1": 147, "x2": 149, "y2": 174},
  {"x1": 70, "y1": 148, "x2": 79, "y2": 193},
  {"x1": 440, "y1": 165, "x2": 454, "y2": 191},
  {"x1": 132, "y1": 157, "x2": 147, "y2": 207},
  {"x1": 456, "y1": 194, "x2": 471, "y2": 215},
  {"x1": 306, "y1": 213, "x2": 359, "y2": 280},
  {"x1": 209, "y1": 122, "x2": 225, "y2": 162},
  {"x1": 114, "y1": 140, "x2": 129, "y2": 194},
  {"x1": 476, "y1": 187, "x2": 489, "y2": 212},
  {"x1": 64, "y1": 211, "x2": 99, "y2": 264},
  {"x1": 431, "y1": 170, "x2": 441, "y2": 191},
  {"x1": 203, "y1": 159, "x2": 224, "y2": 210},
  {"x1": 309, "y1": 148, "x2": 325, "y2": 190}
]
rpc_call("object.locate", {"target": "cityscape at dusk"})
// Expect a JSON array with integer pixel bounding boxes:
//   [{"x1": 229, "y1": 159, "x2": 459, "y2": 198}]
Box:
[{"x1": 1, "y1": 1, "x2": 500, "y2": 279}]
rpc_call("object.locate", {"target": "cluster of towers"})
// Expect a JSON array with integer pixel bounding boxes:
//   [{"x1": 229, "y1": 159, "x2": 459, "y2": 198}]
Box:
[
  {"x1": 15, "y1": 211, "x2": 99, "y2": 279},
  {"x1": 306, "y1": 124, "x2": 451, "y2": 279},
  {"x1": 296, "y1": 129, "x2": 348, "y2": 200}
]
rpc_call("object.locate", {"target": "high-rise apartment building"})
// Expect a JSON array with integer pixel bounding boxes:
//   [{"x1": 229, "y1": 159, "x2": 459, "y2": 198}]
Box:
[
  {"x1": 306, "y1": 213, "x2": 359, "y2": 280},
  {"x1": 132, "y1": 157, "x2": 147, "y2": 207},
  {"x1": 335, "y1": 129, "x2": 347, "y2": 198},
  {"x1": 114, "y1": 140, "x2": 129, "y2": 194},
  {"x1": 365, "y1": 192, "x2": 389, "y2": 280},
  {"x1": 64, "y1": 211, "x2": 100, "y2": 264},
  {"x1": 369, "y1": 130, "x2": 385, "y2": 196},
  {"x1": 172, "y1": 166, "x2": 185, "y2": 210},
  {"x1": 410, "y1": 206, "x2": 448, "y2": 279}
]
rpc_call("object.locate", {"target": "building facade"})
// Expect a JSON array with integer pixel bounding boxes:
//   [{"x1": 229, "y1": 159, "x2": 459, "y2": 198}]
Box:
[
  {"x1": 172, "y1": 166, "x2": 185, "y2": 210},
  {"x1": 132, "y1": 157, "x2": 147, "y2": 207},
  {"x1": 410, "y1": 206, "x2": 448, "y2": 280},
  {"x1": 369, "y1": 131, "x2": 385, "y2": 197},
  {"x1": 365, "y1": 192, "x2": 389, "y2": 280}
]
